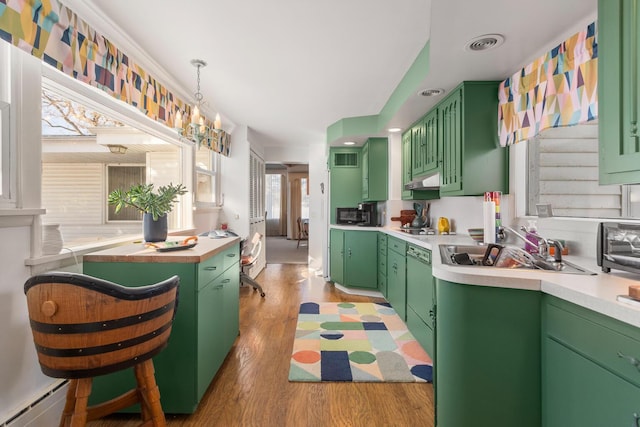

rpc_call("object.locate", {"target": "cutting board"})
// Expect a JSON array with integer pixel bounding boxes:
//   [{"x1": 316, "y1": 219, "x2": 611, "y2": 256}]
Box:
[{"x1": 390, "y1": 210, "x2": 416, "y2": 225}]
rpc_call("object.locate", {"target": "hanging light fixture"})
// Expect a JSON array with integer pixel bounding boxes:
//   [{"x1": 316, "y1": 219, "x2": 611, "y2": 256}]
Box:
[{"x1": 174, "y1": 59, "x2": 222, "y2": 146}]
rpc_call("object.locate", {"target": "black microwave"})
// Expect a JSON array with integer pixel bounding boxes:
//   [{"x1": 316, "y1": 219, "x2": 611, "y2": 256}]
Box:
[
  {"x1": 597, "y1": 222, "x2": 640, "y2": 274},
  {"x1": 336, "y1": 208, "x2": 363, "y2": 225}
]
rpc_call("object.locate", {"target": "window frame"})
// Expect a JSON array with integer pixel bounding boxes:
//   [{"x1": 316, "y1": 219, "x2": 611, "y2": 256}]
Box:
[{"x1": 193, "y1": 145, "x2": 221, "y2": 208}]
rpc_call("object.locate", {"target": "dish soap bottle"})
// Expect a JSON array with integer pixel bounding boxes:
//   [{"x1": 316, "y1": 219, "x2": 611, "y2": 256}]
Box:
[{"x1": 524, "y1": 220, "x2": 540, "y2": 254}]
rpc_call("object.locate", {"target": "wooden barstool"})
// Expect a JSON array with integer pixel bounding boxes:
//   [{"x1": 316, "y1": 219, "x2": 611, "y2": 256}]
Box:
[{"x1": 24, "y1": 272, "x2": 180, "y2": 427}]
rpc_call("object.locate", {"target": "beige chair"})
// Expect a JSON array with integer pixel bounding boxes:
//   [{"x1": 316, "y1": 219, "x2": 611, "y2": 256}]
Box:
[
  {"x1": 297, "y1": 217, "x2": 308, "y2": 248},
  {"x1": 241, "y1": 232, "x2": 266, "y2": 297},
  {"x1": 24, "y1": 272, "x2": 179, "y2": 427}
]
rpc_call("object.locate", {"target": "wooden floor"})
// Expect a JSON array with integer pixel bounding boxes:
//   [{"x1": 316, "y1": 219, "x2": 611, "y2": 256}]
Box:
[{"x1": 90, "y1": 264, "x2": 435, "y2": 426}]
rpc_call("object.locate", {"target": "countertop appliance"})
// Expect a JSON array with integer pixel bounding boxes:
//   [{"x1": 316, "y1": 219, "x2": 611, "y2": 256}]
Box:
[
  {"x1": 357, "y1": 202, "x2": 377, "y2": 227},
  {"x1": 336, "y1": 207, "x2": 363, "y2": 225},
  {"x1": 597, "y1": 222, "x2": 640, "y2": 274}
]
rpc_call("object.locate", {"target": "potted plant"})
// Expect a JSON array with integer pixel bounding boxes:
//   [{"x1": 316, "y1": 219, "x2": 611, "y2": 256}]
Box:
[{"x1": 108, "y1": 183, "x2": 187, "y2": 242}]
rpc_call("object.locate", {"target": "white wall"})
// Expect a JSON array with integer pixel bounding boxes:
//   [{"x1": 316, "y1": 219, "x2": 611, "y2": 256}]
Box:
[
  {"x1": 307, "y1": 142, "x2": 327, "y2": 273},
  {"x1": 220, "y1": 125, "x2": 251, "y2": 240}
]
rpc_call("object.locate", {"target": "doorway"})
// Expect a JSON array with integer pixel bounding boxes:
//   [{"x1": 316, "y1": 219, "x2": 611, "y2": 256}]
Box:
[{"x1": 265, "y1": 163, "x2": 308, "y2": 264}]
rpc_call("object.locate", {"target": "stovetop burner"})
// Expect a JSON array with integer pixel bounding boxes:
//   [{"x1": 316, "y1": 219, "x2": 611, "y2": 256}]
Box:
[{"x1": 399, "y1": 228, "x2": 436, "y2": 235}]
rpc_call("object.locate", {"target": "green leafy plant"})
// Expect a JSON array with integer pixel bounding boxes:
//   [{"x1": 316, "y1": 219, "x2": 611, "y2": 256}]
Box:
[{"x1": 108, "y1": 183, "x2": 187, "y2": 221}]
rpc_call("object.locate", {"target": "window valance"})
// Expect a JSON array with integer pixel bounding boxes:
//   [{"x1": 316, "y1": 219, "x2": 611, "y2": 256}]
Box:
[
  {"x1": 0, "y1": 0, "x2": 230, "y2": 156},
  {"x1": 498, "y1": 22, "x2": 598, "y2": 147}
]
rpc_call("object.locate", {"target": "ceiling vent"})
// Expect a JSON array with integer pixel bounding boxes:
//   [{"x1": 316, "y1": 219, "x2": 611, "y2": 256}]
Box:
[{"x1": 465, "y1": 34, "x2": 505, "y2": 52}]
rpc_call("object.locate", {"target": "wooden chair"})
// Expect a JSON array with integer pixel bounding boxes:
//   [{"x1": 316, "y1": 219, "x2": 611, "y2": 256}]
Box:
[
  {"x1": 297, "y1": 217, "x2": 308, "y2": 248},
  {"x1": 241, "y1": 232, "x2": 266, "y2": 297},
  {"x1": 24, "y1": 272, "x2": 180, "y2": 427}
]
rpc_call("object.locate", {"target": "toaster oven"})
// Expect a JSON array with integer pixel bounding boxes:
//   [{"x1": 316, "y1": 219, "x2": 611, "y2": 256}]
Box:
[{"x1": 597, "y1": 222, "x2": 640, "y2": 274}]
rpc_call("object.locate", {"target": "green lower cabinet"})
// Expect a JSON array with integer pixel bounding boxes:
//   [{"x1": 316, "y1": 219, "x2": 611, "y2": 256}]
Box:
[
  {"x1": 329, "y1": 229, "x2": 378, "y2": 289},
  {"x1": 406, "y1": 305, "x2": 433, "y2": 358},
  {"x1": 435, "y1": 280, "x2": 541, "y2": 427},
  {"x1": 378, "y1": 233, "x2": 388, "y2": 297},
  {"x1": 83, "y1": 244, "x2": 240, "y2": 414},
  {"x1": 406, "y1": 246, "x2": 434, "y2": 357},
  {"x1": 542, "y1": 295, "x2": 640, "y2": 426},
  {"x1": 386, "y1": 238, "x2": 407, "y2": 320}
]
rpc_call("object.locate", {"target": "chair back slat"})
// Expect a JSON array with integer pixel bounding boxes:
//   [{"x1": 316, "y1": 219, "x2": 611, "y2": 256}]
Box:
[{"x1": 24, "y1": 273, "x2": 179, "y2": 379}]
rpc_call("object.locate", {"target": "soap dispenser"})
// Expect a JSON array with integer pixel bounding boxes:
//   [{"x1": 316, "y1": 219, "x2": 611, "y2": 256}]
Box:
[{"x1": 524, "y1": 220, "x2": 540, "y2": 254}]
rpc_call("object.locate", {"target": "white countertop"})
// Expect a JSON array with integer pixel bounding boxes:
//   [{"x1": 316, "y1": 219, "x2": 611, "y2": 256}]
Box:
[{"x1": 331, "y1": 225, "x2": 640, "y2": 328}]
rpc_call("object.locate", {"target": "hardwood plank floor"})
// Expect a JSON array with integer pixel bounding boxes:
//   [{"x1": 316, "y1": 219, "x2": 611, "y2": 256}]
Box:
[{"x1": 89, "y1": 264, "x2": 435, "y2": 427}]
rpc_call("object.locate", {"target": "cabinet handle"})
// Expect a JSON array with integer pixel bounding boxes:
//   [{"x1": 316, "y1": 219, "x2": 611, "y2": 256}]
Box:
[
  {"x1": 227, "y1": 253, "x2": 236, "y2": 258},
  {"x1": 634, "y1": 412, "x2": 640, "y2": 427},
  {"x1": 213, "y1": 284, "x2": 224, "y2": 290},
  {"x1": 618, "y1": 351, "x2": 640, "y2": 372},
  {"x1": 348, "y1": 248, "x2": 352, "y2": 258},
  {"x1": 204, "y1": 266, "x2": 217, "y2": 271},
  {"x1": 222, "y1": 279, "x2": 231, "y2": 284}
]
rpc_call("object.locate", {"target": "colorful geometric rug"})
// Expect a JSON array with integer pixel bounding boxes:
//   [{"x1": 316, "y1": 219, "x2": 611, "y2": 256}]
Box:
[{"x1": 288, "y1": 302, "x2": 433, "y2": 382}]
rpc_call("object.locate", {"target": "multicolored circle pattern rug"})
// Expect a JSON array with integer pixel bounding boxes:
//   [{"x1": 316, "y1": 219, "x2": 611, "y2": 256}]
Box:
[{"x1": 288, "y1": 302, "x2": 433, "y2": 382}]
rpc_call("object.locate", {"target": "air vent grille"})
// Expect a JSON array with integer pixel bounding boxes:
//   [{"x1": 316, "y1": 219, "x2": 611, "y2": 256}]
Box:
[{"x1": 333, "y1": 152, "x2": 358, "y2": 167}]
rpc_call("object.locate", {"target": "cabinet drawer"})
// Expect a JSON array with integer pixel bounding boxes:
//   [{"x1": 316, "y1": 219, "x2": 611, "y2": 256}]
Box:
[
  {"x1": 378, "y1": 271, "x2": 387, "y2": 298},
  {"x1": 222, "y1": 244, "x2": 240, "y2": 271},
  {"x1": 388, "y1": 236, "x2": 406, "y2": 255},
  {"x1": 545, "y1": 298, "x2": 640, "y2": 387},
  {"x1": 406, "y1": 305, "x2": 433, "y2": 358},
  {"x1": 198, "y1": 254, "x2": 224, "y2": 289},
  {"x1": 378, "y1": 233, "x2": 388, "y2": 246},
  {"x1": 378, "y1": 255, "x2": 387, "y2": 273}
]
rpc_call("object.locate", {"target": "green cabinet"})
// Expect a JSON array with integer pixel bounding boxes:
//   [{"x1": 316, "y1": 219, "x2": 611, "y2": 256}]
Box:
[
  {"x1": 83, "y1": 243, "x2": 240, "y2": 414},
  {"x1": 378, "y1": 233, "x2": 388, "y2": 298},
  {"x1": 435, "y1": 279, "x2": 541, "y2": 427},
  {"x1": 406, "y1": 245, "x2": 434, "y2": 357},
  {"x1": 412, "y1": 110, "x2": 439, "y2": 178},
  {"x1": 438, "y1": 81, "x2": 508, "y2": 196},
  {"x1": 362, "y1": 137, "x2": 388, "y2": 202},
  {"x1": 542, "y1": 295, "x2": 640, "y2": 426},
  {"x1": 598, "y1": 0, "x2": 640, "y2": 184},
  {"x1": 386, "y1": 236, "x2": 407, "y2": 320},
  {"x1": 329, "y1": 228, "x2": 378, "y2": 289},
  {"x1": 402, "y1": 128, "x2": 439, "y2": 201},
  {"x1": 329, "y1": 148, "x2": 362, "y2": 224}
]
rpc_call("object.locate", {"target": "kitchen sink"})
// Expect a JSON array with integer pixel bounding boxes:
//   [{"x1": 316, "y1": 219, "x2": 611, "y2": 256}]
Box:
[{"x1": 439, "y1": 244, "x2": 596, "y2": 275}]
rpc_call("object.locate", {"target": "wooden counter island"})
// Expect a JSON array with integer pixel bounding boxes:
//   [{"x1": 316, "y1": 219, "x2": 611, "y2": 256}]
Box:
[{"x1": 83, "y1": 236, "x2": 241, "y2": 414}]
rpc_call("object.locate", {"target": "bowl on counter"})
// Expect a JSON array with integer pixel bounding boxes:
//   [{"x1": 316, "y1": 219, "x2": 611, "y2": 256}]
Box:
[{"x1": 468, "y1": 228, "x2": 484, "y2": 244}]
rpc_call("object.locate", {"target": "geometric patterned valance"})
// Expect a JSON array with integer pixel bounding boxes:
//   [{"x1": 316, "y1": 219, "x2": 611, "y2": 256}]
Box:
[
  {"x1": 498, "y1": 22, "x2": 598, "y2": 147},
  {"x1": 0, "y1": 0, "x2": 230, "y2": 156}
]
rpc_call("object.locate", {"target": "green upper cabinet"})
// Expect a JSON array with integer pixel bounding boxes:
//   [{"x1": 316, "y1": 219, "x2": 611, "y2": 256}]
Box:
[
  {"x1": 438, "y1": 81, "x2": 508, "y2": 196},
  {"x1": 598, "y1": 0, "x2": 640, "y2": 184},
  {"x1": 362, "y1": 137, "x2": 388, "y2": 202},
  {"x1": 329, "y1": 147, "x2": 362, "y2": 224},
  {"x1": 401, "y1": 131, "x2": 413, "y2": 200},
  {"x1": 412, "y1": 110, "x2": 439, "y2": 178}
]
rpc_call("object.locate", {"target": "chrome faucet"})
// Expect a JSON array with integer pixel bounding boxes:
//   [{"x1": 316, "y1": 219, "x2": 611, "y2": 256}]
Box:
[{"x1": 499, "y1": 225, "x2": 563, "y2": 263}]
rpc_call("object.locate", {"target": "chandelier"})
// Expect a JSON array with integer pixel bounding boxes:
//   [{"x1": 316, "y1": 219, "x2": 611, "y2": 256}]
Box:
[{"x1": 174, "y1": 59, "x2": 222, "y2": 146}]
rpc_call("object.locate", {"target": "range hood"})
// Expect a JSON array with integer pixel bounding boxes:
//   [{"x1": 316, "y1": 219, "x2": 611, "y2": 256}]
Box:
[{"x1": 404, "y1": 172, "x2": 440, "y2": 191}]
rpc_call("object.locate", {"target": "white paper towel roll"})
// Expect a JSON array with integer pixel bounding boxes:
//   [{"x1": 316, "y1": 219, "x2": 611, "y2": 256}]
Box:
[{"x1": 483, "y1": 201, "x2": 496, "y2": 244}]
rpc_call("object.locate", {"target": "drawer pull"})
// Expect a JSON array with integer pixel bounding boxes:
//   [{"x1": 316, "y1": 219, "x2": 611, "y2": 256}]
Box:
[
  {"x1": 617, "y1": 351, "x2": 640, "y2": 372},
  {"x1": 204, "y1": 266, "x2": 217, "y2": 271},
  {"x1": 634, "y1": 412, "x2": 639, "y2": 427},
  {"x1": 221, "y1": 279, "x2": 231, "y2": 284},
  {"x1": 227, "y1": 253, "x2": 236, "y2": 258}
]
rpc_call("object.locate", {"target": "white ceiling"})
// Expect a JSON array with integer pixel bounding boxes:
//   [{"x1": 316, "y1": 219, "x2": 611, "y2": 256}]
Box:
[{"x1": 64, "y1": 0, "x2": 597, "y2": 149}]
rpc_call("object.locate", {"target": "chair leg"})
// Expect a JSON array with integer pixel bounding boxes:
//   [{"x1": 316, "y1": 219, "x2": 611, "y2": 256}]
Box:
[
  {"x1": 134, "y1": 359, "x2": 166, "y2": 427},
  {"x1": 59, "y1": 379, "x2": 78, "y2": 427},
  {"x1": 69, "y1": 378, "x2": 92, "y2": 427},
  {"x1": 240, "y1": 272, "x2": 266, "y2": 297}
]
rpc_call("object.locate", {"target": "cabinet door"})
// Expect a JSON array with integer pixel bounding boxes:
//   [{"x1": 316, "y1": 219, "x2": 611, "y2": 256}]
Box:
[
  {"x1": 411, "y1": 120, "x2": 425, "y2": 177},
  {"x1": 344, "y1": 231, "x2": 378, "y2": 288},
  {"x1": 329, "y1": 148, "x2": 362, "y2": 224},
  {"x1": 401, "y1": 131, "x2": 413, "y2": 200},
  {"x1": 423, "y1": 110, "x2": 439, "y2": 174},
  {"x1": 599, "y1": 0, "x2": 640, "y2": 184},
  {"x1": 362, "y1": 142, "x2": 369, "y2": 200},
  {"x1": 544, "y1": 338, "x2": 640, "y2": 427},
  {"x1": 387, "y1": 249, "x2": 407, "y2": 320},
  {"x1": 439, "y1": 89, "x2": 463, "y2": 193},
  {"x1": 329, "y1": 229, "x2": 345, "y2": 284},
  {"x1": 406, "y1": 253, "x2": 433, "y2": 327},
  {"x1": 222, "y1": 265, "x2": 240, "y2": 351},
  {"x1": 197, "y1": 278, "x2": 225, "y2": 400}
]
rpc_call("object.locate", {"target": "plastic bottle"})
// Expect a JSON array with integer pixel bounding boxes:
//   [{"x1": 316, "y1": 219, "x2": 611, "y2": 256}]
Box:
[{"x1": 524, "y1": 220, "x2": 540, "y2": 254}]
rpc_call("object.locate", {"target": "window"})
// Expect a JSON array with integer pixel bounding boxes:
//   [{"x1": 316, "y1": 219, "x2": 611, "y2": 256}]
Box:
[
  {"x1": 41, "y1": 82, "x2": 183, "y2": 248},
  {"x1": 194, "y1": 145, "x2": 220, "y2": 205},
  {"x1": 526, "y1": 121, "x2": 640, "y2": 218}
]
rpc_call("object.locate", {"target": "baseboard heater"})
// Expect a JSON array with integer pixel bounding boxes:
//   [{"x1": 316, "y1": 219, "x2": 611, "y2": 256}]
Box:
[{"x1": 2, "y1": 380, "x2": 68, "y2": 427}]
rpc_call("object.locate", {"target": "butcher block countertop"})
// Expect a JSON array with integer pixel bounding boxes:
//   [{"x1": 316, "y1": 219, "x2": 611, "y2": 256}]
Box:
[{"x1": 83, "y1": 235, "x2": 240, "y2": 264}]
